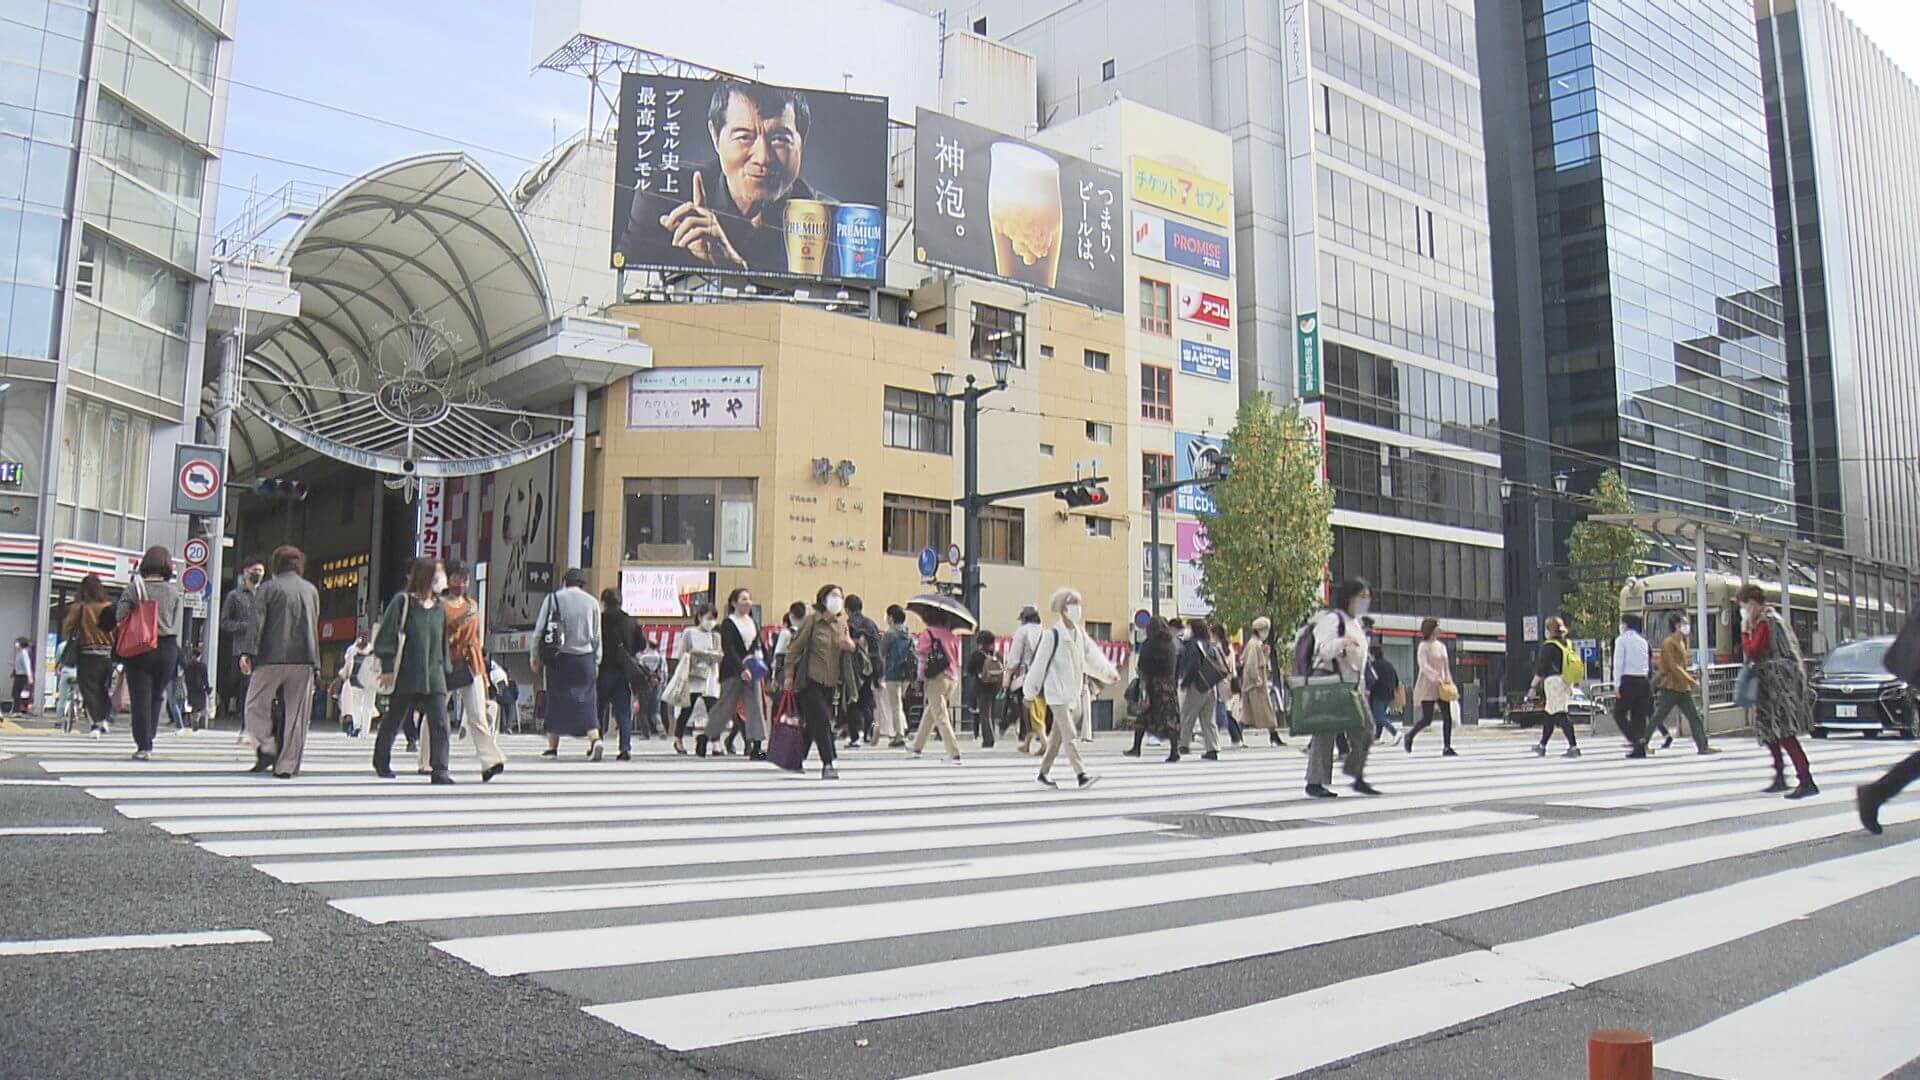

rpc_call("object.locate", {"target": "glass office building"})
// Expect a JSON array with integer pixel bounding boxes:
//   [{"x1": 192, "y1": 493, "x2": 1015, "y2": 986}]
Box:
[
  {"x1": 1483, "y1": 0, "x2": 1793, "y2": 673},
  {"x1": 0, "y1": 0, "x2": 235, "y2": 659},
  {"x1": 1757, "y1": 0, "x2": 1920, "y2": 571},
  {"x1": 948, "y1": 0, "x2": 1509, "y2": 667}
]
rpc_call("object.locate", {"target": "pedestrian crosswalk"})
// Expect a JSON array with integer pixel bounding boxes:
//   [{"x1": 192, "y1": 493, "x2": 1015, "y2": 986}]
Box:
[{"x1": 6, "y1": 728, "x2": 1920, "y2": 1078}]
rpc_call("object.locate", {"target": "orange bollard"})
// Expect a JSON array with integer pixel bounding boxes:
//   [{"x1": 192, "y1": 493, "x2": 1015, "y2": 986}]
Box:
[{"x1": 1588, "y1": 1028, "x2": 1653, "y2": 1080}]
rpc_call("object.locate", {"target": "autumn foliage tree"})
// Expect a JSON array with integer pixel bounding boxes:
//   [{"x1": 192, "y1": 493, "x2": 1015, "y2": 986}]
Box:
[{"x1": 1197, "y1": 394, "x2": 1335, "y2": 640}]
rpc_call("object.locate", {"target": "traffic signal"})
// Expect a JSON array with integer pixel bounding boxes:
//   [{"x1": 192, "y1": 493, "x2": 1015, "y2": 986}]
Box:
[
  {"x1": 253, "y1": 477, "x2": 308, "y2": 501},
  {"x1": 1054, "y1": 480, "x2": 1110, "y2": 509}
]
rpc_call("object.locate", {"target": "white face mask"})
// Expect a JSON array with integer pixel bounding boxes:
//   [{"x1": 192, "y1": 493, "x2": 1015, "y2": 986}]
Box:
[
  {"x1": 432, "y1": 572, "x2": 448, "y2": 594},
  {"x1": 700, "y1": 617, "x2": 717, "y2": 630},
  {"x1": 1679, "y1": 622, "x2": 1692, "y2": 637},
  {"x1": 1353, "y1": 598, "x2": 1371, "y2": 617},
  {"x1": 825, "y1": 595, "x2": 844, "y2": 615},
  {"x1": 1180, "y1": 628, "x2": 1193, "y2": 640},
  {"x1": 1065, "y1": 603, "x2": 1083, "y2": 624}
]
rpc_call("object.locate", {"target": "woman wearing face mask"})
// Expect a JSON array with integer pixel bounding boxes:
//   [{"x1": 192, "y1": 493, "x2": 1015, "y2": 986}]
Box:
[
  {"x1": 1240, "y1": 617, "x2": 1279, "y2": 741},
  {"x1": 371, "y1": 558, "x2": 454, "y2": 782},
  {"x1": 1529, "y1": 616, "x2": 1581, "y2": 758},
  {"x1": 668, "y1": 604, "x2": 723, "y2": 755},
  {"x1": 781, "y1": 584, "x2": 859, "y2": 780},
  {"x1": 1403, "y1": 617, "x2": 1459, "y2": 757},
  {"x1": 1022, "y1": 587, "x2": 1117, "y2": 788},
  {"x1": 1738, "y1": 583, "x2": 1818, "y2": 798},
  {"x1": 703, "y1": 588, "x2": 769, "y2": 759},
  {"x1": 1125, "y1": 617, "x2": 1180, "y2": 757},
  {"x1": 1304, "y1": 578, "x2": 1380, "y2": 798}
]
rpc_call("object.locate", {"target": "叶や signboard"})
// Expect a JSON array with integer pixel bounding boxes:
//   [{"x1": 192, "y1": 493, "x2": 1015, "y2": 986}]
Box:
[
  {"x1": 611, "y1": 73, "x2": 888, "y2": 283},
  {"x1": 626, "y1": 367, "x2": 762, "y2": 430},
  {"x1": 913, "y1": 108, "x2": 1125, "y2": 312},
  {"x1": 171, "y1": 444, "x2": 225, "y2": 517}
]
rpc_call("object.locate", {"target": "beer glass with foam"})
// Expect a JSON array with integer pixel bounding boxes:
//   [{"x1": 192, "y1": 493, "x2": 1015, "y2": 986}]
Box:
[{"x1": 987, "y1": 143, "x2": 1062, "y2": 289}]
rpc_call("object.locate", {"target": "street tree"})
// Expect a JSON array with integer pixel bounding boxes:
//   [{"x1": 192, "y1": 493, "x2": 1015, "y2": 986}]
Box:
[
  {"x1": 1197, "y1": 394, "x2": 1335, "y2": 639},
  {"x1": 1562, "y1": 469, "x2": 1644, "y2": 640}
]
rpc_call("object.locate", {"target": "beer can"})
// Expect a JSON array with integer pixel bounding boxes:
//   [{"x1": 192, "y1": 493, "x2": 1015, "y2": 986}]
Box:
[
  {"x1": 832, "y1": 203, "x2": 885, "y2": 280},
  {"x1": 784, "y1": 199, "x2": 832, "y2": 276}
]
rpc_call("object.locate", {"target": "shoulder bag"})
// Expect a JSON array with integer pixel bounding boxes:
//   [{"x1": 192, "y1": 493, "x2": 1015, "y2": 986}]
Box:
[
  {"x1": 377, "y1": 596, "x2": 409, "y2": 696},
  {"x1": 113, "y1": 576, "x2": 158, "y2": 660},
  {"x1": 537, "y1": 593, "x2": 567, "y2": 665},
  {"x1": 445, "y1": 602, "x2": 476, "y2": 691}
]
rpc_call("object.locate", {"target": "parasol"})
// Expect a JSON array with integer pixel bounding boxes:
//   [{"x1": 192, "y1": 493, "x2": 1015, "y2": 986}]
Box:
[{"x1": 906, "y1": 593, "x2": 978, "y2": 632}]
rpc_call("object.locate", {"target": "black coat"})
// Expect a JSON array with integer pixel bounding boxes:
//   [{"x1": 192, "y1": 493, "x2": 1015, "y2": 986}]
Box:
[
  {"x1": 600, "y1": 608, "x2": 638, "y2": 674},
  {"x1": 718, "y1": 617, "x2": 765, "y2": 683},
  {"x1": 1137, "y1": 634, "x2": 1178, "y2": 680}
]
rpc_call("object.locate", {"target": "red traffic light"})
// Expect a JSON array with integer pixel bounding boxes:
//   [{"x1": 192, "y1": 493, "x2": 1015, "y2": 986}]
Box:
[
  {"x1": 1055, "y1": 481, "x2": 1109, "y2": 509},
  {"x1": 1084, "y1": 485, "x2": 1109, "y2": 507}
]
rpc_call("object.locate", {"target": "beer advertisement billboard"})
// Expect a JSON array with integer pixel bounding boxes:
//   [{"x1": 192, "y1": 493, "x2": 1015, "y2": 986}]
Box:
[
  {"x1": 611, "y1": 72, "x2": 888, "y2": 283},
  {"x1": 913, "y1": 108, "x2": 1125, "y2": 312}
]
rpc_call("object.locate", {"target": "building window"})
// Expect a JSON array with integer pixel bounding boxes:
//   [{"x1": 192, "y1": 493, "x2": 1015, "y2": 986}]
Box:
[
  {"x1": 1087, "y1": 620, "x2": 1114, "y2": 641},
  {"x1": 1142, "y1": 451, "x2": 1175, "y2": 510},
  {"x1": 1084, "y1": 348, "x2": 1110, "y2": 372},
  {"x1": 1085, "y1": 420, "x2": 1113, "y2": 444},
  {"x1": 1141, "y1": 364, "x2": 1173, "y2": 422},
  {"x1": 54, "y1": 392, "x2": 148, "y2": 549},
  {"x1": 882, "y1": 386, "x2": 953, "y2": 454},
  {"x1": 883, "y1": 493, "x2": 951, "y2": 557},
  {"x1": 1085, "y1": 517, "x2": 1114, "y2": 539},
  {"x1": 1139, "y1": 278, "x2": 1171, "y2": 335},
  {"x1": 1143, "y1": 542, "x2": 1174, "y2": 600},
  {"x1": 1102, "y1": 59, "x2": 1116, "y2": 81},
  {"x1": 1039, "y1": 344, "x2": 1054, "y2": 360},
  {"x1": 970, "y1": 302, "x2": 1025, "y2": 368},
  {"x1": 0, "y1": 381, "x2": 50, "y2": 523},
  {"x1": 972, "y1": 16, "x2": 986, "y2": 33},
  {"x1": 1039, "y1": 443, "x2": 1055, "y2": 457},
  {"x1": 622, "y1": 477, "x2": 755, "y2": 565},
  {"x1": 979, "y1": 505, "x2": 1025, "y2": 565}
]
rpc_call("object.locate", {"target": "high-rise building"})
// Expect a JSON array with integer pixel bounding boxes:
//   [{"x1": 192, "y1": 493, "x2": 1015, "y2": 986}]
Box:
[
  {"x1": 944, "y1": 2, "x2": 1508, "y2": 685},
  {"x1": 1481, "y1": 0, "x2": 1794, "y2": 675},
  {"x1": 1757, "y1": 0, "x2": 1920, "y2": 571},
  {"x1": 0, "y1": 0, "x2": 236, "y2": 664}
]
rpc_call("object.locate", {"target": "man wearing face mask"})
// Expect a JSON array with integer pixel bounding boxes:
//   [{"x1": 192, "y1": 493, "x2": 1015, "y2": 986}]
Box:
[
  {"x1": 1024, "y1": 587, "x2": 1118, "y2": 789},
  {"x1": 1651, "y1": 612, "x2": 1717, "y2": 755},
  {"x1": 219, "y1": 558, "x2": 265, "y2": 731}
]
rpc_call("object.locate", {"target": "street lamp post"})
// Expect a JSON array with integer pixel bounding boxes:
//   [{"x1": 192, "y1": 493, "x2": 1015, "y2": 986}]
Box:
[{"x1": 932, "y1": 357, "x2": 1011, "y2": 622}]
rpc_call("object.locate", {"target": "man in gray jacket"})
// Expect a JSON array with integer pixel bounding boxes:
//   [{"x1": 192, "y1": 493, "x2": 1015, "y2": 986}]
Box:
[{"x1": 242, "y1": 546, "x2": 320, "y2": 778}]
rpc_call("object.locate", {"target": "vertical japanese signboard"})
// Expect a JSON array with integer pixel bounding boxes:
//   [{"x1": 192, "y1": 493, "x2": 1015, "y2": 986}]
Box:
[
  {"x1": 1296, "y1": 310, "x2": 1322, "y2": 398},
  {"x1": 417, "y1": 479, "x2": 445, "y2": 559},
  {"x1": 912, "y1": 108, "x2": 1124, "y2": 312},
  {"x1": 611, "y1": 73, "x2": 888, "y2": 283}
]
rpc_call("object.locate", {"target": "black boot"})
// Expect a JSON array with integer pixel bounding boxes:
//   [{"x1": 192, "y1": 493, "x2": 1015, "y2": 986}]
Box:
[
  {"x1": 1762, "y1": 772, "x2": 1790, "y2": 794},
  {"x1": 695, "y1": 735, "x2": 709, "y2": 758},
  {"x1": 1859, "y1": 786, "x2": 1886, "y2": 835},
  {"x1": 1124, "y1": 729, "x2": 1145, "y2": 757},
  {"x1": 1785, "y1": 778, "x2": 1820, "y2": 800},
  {"x1": 249, "y1": 750, "x2": 273, "y2": 774}
]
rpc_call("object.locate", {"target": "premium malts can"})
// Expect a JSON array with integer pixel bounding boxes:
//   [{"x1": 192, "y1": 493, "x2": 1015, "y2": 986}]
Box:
[
  {"x1": 832, "y1": 203, "x2": 884, "y2": 280},
  {"x1": 784, "y1": 199, "x2": 832, "y2": 276}
]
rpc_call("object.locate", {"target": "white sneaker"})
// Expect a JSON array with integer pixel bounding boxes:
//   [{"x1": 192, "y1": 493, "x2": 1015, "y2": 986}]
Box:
[
  {"x1": 89, "y1": 727, "x2": 101, "y2": 741},
  {"x1": 947, "y1": 755, "x2": 963, "y2": 765}
]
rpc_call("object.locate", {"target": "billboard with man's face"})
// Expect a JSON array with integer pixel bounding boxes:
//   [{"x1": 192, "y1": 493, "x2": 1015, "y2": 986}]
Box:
[
  {"x1": 611, "y1": 73, "x2": 889, "y2": 283},
  {"x1": 912, "y1": 109, "x2": 1124, "y2": 312}
]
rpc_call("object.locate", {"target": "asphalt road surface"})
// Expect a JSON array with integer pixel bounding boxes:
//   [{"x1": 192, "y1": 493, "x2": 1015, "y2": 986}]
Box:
[{"x1": 3, "y1": 719, "x2": 1919, "y2": 1079}]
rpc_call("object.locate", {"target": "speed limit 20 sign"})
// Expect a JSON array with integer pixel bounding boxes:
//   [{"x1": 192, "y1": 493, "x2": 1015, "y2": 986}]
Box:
[{"x1": 171, "y1": 444, "x2": 226, "y2": 517}]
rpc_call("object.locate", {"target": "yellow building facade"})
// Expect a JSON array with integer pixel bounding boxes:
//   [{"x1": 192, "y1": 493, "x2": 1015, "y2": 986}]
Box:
[{"x1": 571, "y1": 279, "x2": 1135, "y2": 644}]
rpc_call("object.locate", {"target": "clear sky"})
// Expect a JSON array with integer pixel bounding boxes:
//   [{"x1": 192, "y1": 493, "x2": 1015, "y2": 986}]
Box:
[{"x1": 218, "y1": 0, "x2": 1920, "y2": 234}]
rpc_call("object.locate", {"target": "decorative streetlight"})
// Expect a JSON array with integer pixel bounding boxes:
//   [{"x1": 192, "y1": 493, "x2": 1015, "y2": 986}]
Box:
[
  {"x1": 932, "y1": 368, "x2": 955, "y2": 398},
  {"x1": 989, "y1": 357, "x2": 1011, "y2": 389}
]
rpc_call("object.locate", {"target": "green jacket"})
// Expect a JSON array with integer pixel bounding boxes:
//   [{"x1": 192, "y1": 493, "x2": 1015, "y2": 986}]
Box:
[{"x1": 373, "y1": 592, "x2": 447, "y2": 696}]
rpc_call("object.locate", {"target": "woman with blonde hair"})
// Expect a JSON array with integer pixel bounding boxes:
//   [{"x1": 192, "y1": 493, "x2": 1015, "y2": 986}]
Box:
[{"x1": 1528, "y1": 616, "x2": 1581, "y2": 758}]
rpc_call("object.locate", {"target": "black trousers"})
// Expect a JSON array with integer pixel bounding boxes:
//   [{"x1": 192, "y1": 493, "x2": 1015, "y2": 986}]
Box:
[
  {"x1": 675, "y1": 695, "x2": 715, "y2": 739},
  {"x1": 1614, "y1": 675, "x2": 1653, "y2": 746},
  {"x1": 76, "y1": 651, "x2": 113, "y2": 725},
  {"x1": 375, "y1": 690, "x2": 450, "y2": 776},
  {"x1": 124, "y1": 637, "x2": 179, "y2": 752},
  {"x1": 1537, "y1": 710, "x2": 1577, "y2": 747},
  {"x1": 1406, "y1": 699, "x2": 1454, "y2": 750},
  {"x1": 797, "y1": 683, "x2": 838, "y2": 767},
  {"x1": 1865, "y1": 750, "x2": 1920, "y2": 804}
]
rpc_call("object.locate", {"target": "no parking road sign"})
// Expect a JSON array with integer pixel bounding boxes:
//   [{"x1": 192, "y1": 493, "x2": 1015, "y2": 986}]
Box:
[{"x1": 171, "y1": 445, "x2": 226, "y2": 517}]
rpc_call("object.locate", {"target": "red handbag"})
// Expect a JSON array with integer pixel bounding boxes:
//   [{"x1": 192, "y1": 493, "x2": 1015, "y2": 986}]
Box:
[
  {"x1": 766, "y1": 690, "x2": 808, "y2": 771},
  {"x1": 114, "y1": 578, "x2": 159, "y2": 660}
]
